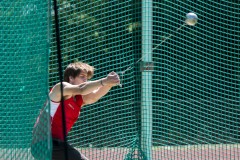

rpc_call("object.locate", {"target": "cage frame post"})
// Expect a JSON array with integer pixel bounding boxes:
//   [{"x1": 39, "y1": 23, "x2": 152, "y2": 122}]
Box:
[{"x1": 141, "y1": 0, "x2": 153, "y2": 159}]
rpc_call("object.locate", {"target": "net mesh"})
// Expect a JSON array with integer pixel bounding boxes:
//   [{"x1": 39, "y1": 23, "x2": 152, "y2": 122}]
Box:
[
  {"x1": 1, "y1": 0, "x2": 239, "y2": 160},
  {"x1": 152, "y1": 1, "x2": 239, "y2": 159},
  {"x1": 0, "y1": 1, "x2": 50, "y2": 160},
  {"x1": 50, "y1": 0, "x2": 142, "y2": 159}
]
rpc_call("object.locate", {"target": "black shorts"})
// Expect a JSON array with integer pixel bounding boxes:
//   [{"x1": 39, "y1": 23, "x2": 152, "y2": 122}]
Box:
[{"x1": 31, "y1": 139, "x2": 88, "y2": 160}]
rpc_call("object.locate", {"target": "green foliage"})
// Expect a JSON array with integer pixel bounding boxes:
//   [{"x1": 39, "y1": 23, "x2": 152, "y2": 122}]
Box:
[{"x1": 49, "y1": 0, "x2": 141, "y2": 86}]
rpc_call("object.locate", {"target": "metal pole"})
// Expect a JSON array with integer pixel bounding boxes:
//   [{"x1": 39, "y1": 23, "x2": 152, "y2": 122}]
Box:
[{"x1": 141, "y1": 0, "x2": 153, "y2": 159}]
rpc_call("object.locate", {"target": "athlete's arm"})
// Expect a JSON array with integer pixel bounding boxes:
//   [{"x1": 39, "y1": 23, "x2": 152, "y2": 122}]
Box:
[
  {"x1": 49, "y1": 80, "x2": 104, "y2": 102},
  {"x1": 82, "y1": 85, "x2": 112, "y2": 105},
  {"x1": 82, "y1": 72, "x2": 120, "y2": 105},
  {"x1": 49, "y1": 72, "x2": 120, "y2": 102}
]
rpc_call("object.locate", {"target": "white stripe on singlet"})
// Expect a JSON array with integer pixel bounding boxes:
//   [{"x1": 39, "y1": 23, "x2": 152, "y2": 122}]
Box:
[{"x1": 50, "y1": 100, "x2": 60, "y2": 118}]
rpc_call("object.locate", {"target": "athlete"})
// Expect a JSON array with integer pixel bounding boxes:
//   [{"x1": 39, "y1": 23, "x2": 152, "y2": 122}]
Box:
[{"x1": 31, "y1": 62, "x2": 120, "y2": 160}]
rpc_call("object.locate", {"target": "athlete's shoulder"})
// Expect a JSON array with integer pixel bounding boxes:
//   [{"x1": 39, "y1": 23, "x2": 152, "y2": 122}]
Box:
[
  {"x1": 51, "y1": 82, "x2": 72, "y2": 90},
  {"x1": 49, "y1": 82, "x2": 68, "y2": 102}
]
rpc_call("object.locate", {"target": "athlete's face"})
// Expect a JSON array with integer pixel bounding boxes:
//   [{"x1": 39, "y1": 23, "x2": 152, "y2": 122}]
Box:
[{"x1": 70, "y1": 71, "x2": 88, "y2": 85}]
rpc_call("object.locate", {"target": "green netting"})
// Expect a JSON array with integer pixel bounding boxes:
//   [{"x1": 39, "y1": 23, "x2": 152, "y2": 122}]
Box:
[
  {"x1": 49, "y1": 1, "x2": 239, "y2": 159},
  {"x1": 50, "y1": 0, "x2": 142, "y2": 159},
  {"x1": 1, "y1": 0, "x2": 239, "y2": 160},
  {"x1": 151, "y1": 1, "x2": 239, "y2": 159},
  {"x1": 0, "y1": 1, "x2": 50, "y2": 160}
]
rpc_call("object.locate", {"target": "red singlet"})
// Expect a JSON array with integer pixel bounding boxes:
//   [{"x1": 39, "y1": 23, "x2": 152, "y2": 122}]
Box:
[{"x1": 50, "y1": 95, "x2": 83, "y2": 140}]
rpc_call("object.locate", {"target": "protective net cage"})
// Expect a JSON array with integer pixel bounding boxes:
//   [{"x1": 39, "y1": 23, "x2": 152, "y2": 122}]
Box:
[
  {"x1": 1, "y1": 0, "x2": 239, "y2": 160},
  {"x1": 0, "y1": 1, "x2": 51, "y2": 160}
]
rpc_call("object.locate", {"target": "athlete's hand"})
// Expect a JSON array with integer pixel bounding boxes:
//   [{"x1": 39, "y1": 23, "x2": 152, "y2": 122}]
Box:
[{"x1": 102, "y1": 71, "x2": 120, "y2": 87}]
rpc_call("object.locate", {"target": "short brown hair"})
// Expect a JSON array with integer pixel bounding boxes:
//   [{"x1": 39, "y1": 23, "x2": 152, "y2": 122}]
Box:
[{"x1": 64, "y1": 62, "x2": 94, "y2": 82}]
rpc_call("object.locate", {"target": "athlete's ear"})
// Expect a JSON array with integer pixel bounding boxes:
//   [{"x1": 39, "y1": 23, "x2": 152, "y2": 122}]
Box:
[{"x1": 69, "y1": 76, "x2": 74, "y2": 82}]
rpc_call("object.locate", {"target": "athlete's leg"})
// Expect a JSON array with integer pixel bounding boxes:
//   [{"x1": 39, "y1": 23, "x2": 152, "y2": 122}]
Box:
[{"x1": 52, "y1": 139, "x2": 88, "y2": 160}]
